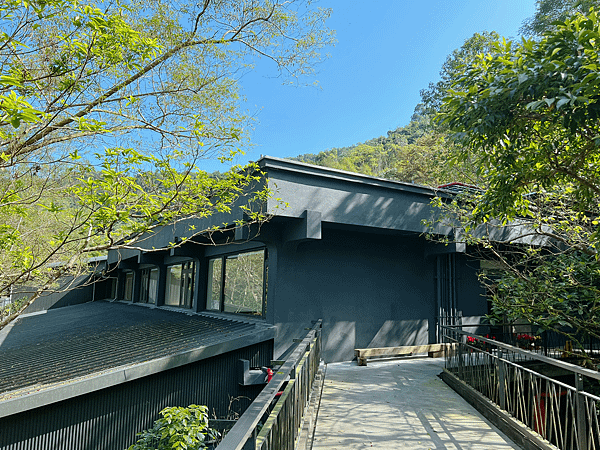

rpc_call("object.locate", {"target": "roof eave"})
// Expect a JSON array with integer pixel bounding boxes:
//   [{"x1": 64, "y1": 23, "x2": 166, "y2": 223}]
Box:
[
  {"x1": 257, "y1": 155, "x2": 452, "y2": 199},
  {"x1": 0, "y1": 321, "x2": 275, "y2": 418}
]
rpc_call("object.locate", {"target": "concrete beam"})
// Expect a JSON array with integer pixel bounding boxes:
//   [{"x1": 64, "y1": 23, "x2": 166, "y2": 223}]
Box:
[
  {"x1": 283, "y1": 210, "x2": 322, "y2": 244},
  {"x1": 424, "y1": 242, "x2": 466, "y2": 258}
]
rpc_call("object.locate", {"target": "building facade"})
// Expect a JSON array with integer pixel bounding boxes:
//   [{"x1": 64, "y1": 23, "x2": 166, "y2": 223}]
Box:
[{"x1": 98, "y1": 157, "x2": 488, "y2": 362}]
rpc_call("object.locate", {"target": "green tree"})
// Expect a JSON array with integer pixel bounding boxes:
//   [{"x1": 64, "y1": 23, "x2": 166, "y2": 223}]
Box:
[
  {"x1": 435, "y1": 10, "x2": 600, "y2": 363},
  {"x1": 520, "y1": 0, "x2": 600, "y2": 36},
  {"x1": 128, "y1": 405, "x2": 218, "y2": 450},
  {"x1": 0, "y1": 0, "x2": 333, "y2": 327},
  {"x1": 411, "y1": 31, "x2": 501, "y2": 187},
  {"x1": 418, "y1": 31, "x2": 500, "y2": 115}
]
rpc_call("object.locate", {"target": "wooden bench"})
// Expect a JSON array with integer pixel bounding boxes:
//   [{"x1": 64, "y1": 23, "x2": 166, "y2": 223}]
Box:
[{"x1": 354, "y1": 343, "x2": 451, "y2": 366}]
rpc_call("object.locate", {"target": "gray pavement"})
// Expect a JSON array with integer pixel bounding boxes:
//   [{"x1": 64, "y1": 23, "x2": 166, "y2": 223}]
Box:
[{"x1": 312, "y1": 357, "x2": 521, "y2": 450}]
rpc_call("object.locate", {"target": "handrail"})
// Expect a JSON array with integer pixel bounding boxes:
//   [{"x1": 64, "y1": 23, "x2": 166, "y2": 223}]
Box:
[
  {"x1": 445, "y1": 326, "x2": 600, "y2": 381},
  {"x1": 217, "y1": 319, "x2": 322, "y2": 450},
  {"x1": 442, "y1": 325, "x2": 600, "y2": 450}
]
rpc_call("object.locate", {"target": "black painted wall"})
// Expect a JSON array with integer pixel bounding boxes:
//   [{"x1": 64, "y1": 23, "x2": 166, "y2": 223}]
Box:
[{"x1": 268, "y1": 225, "x2": 486, "y2": 362}]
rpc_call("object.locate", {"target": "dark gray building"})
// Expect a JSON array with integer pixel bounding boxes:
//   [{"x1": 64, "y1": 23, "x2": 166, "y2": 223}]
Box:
[
  {"x1": 98, "y1": 157, "x2": 488, "y2": 362},
  {"x1": 0, "y1": 156, "x2": 490, "y2": 449}
]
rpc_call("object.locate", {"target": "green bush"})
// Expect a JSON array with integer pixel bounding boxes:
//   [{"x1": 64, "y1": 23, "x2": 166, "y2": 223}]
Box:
[{"x1": 127, "y1": 405, "x2": 219, "y2": 450}]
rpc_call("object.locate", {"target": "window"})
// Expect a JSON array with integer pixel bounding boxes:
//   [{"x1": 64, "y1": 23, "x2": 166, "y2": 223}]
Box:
[
  {"x1": 110, "y1": 278, "x2": 117, "y2": 299},
  {"x1": 206, "y1": 249, "x2": 265, "y2": 316},
  {"x1": 105, "y1": 277, "x2": 117, "y2": 299},
  {"x1": 123, "y1": 271, "x2": 134, "y2": 301},
  {"x1": 140, "y1": 267, "x2": 159, "y2": 304},
  {"x1": 165, "y1": 261, "x2": 195, "y2": 308},
  {"x1": 206, "y1": 258, "x2": 222, "y2": 311}
]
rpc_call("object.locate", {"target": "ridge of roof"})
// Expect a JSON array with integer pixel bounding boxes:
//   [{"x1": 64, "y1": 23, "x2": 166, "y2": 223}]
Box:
[{"x1": 257, "y1": 155, "x2": 452, "y2": 198}]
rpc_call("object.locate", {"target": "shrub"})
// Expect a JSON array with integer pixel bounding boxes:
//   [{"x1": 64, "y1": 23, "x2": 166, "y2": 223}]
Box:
[{"x1": 128, "y1": 405, "x2": 219, "y2": 450}]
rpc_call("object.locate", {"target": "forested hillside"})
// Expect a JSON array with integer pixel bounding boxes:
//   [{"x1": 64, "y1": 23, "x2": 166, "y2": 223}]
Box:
[
  {"x1": 289, "y1": 29, "x2": 502, "y2": 188},
  {"x1": 290, "y1": 114, "x2": 463, "y2": 187}
]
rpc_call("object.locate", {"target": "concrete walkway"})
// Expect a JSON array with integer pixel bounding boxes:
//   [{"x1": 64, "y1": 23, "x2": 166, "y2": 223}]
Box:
[{"x1": 312, "y1": 357, "x2": 521, "y2": 450}]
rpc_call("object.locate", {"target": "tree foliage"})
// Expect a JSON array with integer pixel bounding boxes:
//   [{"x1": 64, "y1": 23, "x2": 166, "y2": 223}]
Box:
[
  {"x1": 1, "y1": 0, "x2": 332, "y2": 156},
  {"x1": 419, "y1": 31, "x2": 500, "y2": 115},
  {"x1": 0, "y1": 0, "x2": 333, "y2": 325},
  {"x1": 127, "y1": 405, "x2": 218, "y2": 450},
  {"x1": 292, "y1": 113, "x2": 474, "y2": 187},
  {"x1": 440, "y1": 10, "x2": 600, "y2": 222},
  {"x1": 520, "y1": 0, "x2": 600, "y2": 36},
  {"x1": 435, "y1": 9, "x2": 600, "y2": 363}
]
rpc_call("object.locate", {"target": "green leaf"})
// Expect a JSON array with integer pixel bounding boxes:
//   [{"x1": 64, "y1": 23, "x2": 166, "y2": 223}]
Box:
[{"x1": 517, "y1": 73, "x2": 528, "y2": 84}]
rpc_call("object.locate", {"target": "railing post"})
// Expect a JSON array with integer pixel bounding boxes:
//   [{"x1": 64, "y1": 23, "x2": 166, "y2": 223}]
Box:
[
  {"x1": 290, "y1": 363, "x2": 296, "y2": 379},
  {"x1": 575, "y1": 373, "x2": 588, "y2": 450},
  {"x1": 497, "y1": 349, "x2": 506, "y2": 411},
  {"x1": 458, "y1": 339, "x2": 464, "y2": 380},
  {"x1": 542, "y1": 331, "x2": 548, "y2": 357}
]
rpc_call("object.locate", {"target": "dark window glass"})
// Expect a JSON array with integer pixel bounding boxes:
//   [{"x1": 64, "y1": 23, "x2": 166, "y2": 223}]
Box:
[
  {"x1": 140, "y1": 268, "x2": 159, "y2": 304},
  {"x1": 206, "y1": 249, "x2": 265, "y2": 316},
  {"x1": 206, "y1": 258, "x2": 222, "y2": 311},
  {"x1": 165, "y1": 262, "x2": 194, "y2": 308},
  {"x1": 109, "y1": 278, "x2": 117, "y2": 299},
  {"x1": 123, "y1": 272, "x2": 134, "y2": 301}
]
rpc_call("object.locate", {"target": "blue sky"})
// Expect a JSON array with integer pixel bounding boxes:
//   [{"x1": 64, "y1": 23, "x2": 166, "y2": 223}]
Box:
[{"x1": 232, "y1": 0, "x2": 538, "y2": 166}]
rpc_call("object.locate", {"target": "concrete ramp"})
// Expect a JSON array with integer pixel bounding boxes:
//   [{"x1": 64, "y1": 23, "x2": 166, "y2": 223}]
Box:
[{"x1": 312, "y1": 358, "x2": 521, "y2": 449}]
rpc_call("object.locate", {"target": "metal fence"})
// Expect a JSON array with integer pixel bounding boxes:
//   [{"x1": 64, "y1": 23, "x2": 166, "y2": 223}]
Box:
[
  {"x1": 444, "y1": 323, "x2": 600, "y2": 361},
  {"x1": 443, "y1": 326, "x2": 600, "y2": 450},
  {"x1": 217, "y1": 320, "x2": 322, "y2": 450}
]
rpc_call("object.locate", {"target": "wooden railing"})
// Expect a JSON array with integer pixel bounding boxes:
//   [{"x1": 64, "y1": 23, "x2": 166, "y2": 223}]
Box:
[{"x1": 217, "y1": 320, "x2": 323, "y2": 450}]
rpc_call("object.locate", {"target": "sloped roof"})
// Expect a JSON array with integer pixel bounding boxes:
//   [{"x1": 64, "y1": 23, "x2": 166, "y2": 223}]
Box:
[
  {"x1": 258, "y1": 156, "x2": 452, "y2": 236},
  {"x1": 260, "y1": 156, "x2": 443, "y2": 196},
  {"x1": 0, "y1": 301, "x2": 275, "y2": 417},
  {"x1": 111, "y1": 156, "x2": 458, "y2": 261}
]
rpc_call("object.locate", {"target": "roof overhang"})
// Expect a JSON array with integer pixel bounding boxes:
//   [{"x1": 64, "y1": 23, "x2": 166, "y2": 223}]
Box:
[{"x1": 0, "y1": 303, "x2": 275, "y2": 418}]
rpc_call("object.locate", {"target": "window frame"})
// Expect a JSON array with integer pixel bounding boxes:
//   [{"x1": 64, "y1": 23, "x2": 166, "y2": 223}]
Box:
[
  {"x1": 139, "y1": 267, "x2": 159, "y2": 304},
  {"x1": 165, "y1": 261, "x2": 195, "y2": 309},
  {"x1": 205, "y1": 248, "x2": 267, "y2": 317},
  {"x1": 122, "y1": 271, "x2": 134, "y2": 302}
]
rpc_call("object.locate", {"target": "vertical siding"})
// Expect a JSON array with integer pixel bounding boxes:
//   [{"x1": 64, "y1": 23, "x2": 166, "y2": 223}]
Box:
[{"x1": 0, "y1": 340, "x2": 272, "y2": 450}]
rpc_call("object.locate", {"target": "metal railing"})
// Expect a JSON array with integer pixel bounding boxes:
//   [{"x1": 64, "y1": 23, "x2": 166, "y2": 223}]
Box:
[
  {"x1": 443, "y1": 326, "x2": 600, "y2": 450},
  {"x1": 217, "y1": 320, "x2": 322, "y2": 450},
  {"x1": 444, "y1": 323, "x2": 600, "y2": 361}
]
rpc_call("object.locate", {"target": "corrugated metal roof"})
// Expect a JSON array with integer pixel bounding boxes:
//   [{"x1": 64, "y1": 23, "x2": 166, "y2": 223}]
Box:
[{"x1": 0, "y1": 301, "x2": 274, "y2": 407}]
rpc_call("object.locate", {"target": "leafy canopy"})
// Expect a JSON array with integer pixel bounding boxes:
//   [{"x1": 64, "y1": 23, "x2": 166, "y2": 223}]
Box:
[
  {"x1": 439, "y1": 10, "x2": 600, "y2": 225},
  {"x1": 520, "y1": 0, "x2": 600, "y2": 36},
  {"x1": 419, "y1": 31, "x2": 500, "y2": 116},
  {"x1": 128, "y1": 404, "x2": 218, "y2": 450},
  {"x1": 435, "y1": 9, "x2": 600, "y2": 361},
  {"x1": 0, "y1": 0, "x2": 333, "y2": 325}
]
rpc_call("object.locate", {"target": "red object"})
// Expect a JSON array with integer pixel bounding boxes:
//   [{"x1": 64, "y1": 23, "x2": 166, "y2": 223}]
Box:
[
  {"x1": 534, "y1": 390, "x2": 567, "y2": 435},
  {"x1": 265, "y1": 367, "x2": 284, "y2": 399}
]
